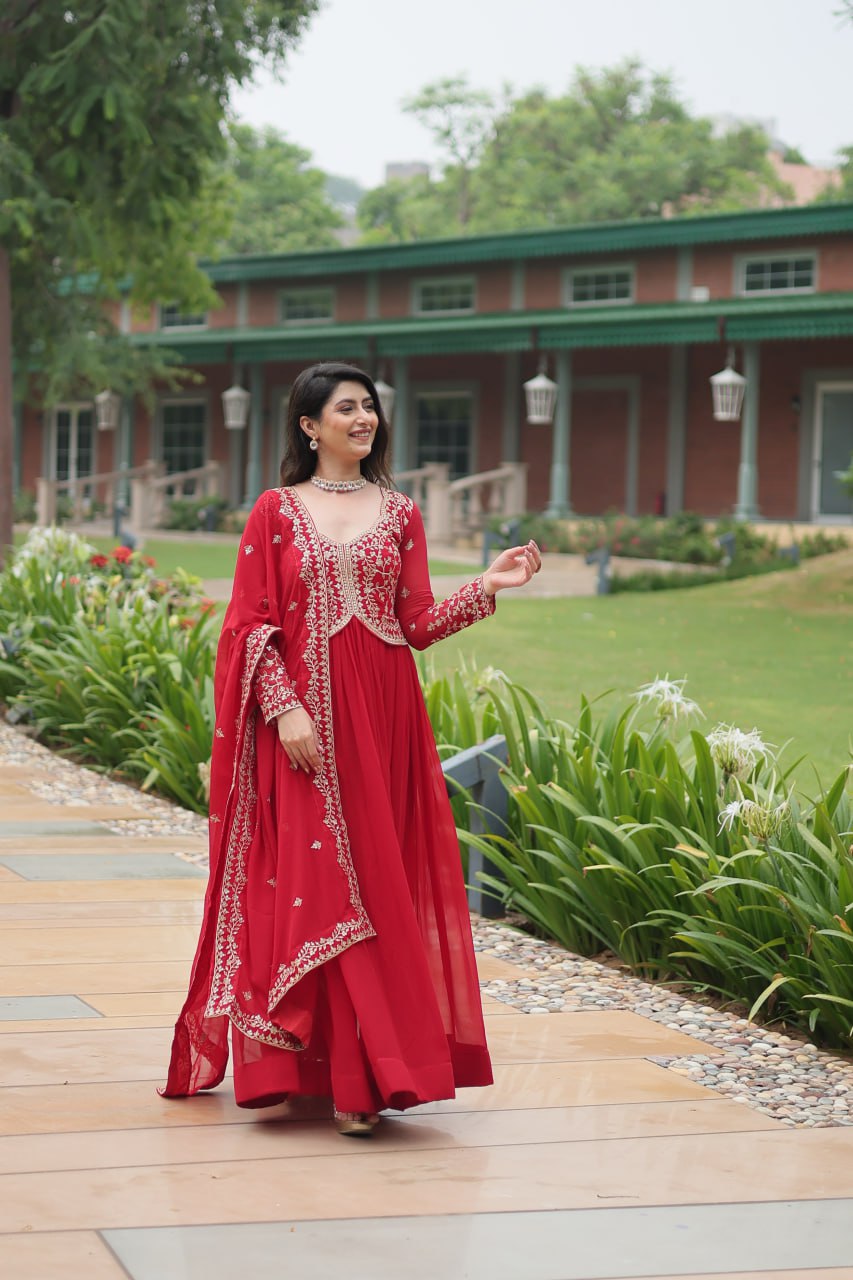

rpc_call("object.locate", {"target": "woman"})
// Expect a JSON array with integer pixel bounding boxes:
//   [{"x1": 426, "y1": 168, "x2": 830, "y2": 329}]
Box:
[{"x1": 162, "y1": 361, "x2": 541, "y2": 1135}]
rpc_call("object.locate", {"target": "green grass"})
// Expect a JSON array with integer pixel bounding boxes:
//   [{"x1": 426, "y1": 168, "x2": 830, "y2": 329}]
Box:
[{"x1": 429, "y1": 551, "x2": 853, "y2": 787}]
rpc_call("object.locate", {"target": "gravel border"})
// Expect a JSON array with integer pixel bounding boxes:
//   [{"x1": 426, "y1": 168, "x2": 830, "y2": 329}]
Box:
[{"x1": 2, "y1": 719, "x2": 850, "y2": 1129}]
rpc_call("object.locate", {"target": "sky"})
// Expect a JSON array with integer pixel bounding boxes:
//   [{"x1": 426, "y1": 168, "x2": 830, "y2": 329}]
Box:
[{"x1": 230, "y1": 0, "x2": 853, "y2": 190}]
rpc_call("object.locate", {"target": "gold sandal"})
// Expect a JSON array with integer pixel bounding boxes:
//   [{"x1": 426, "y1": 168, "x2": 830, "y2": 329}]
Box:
[{"x1": 334, "y1": 1110, "x2": 379, "y2": 1137}]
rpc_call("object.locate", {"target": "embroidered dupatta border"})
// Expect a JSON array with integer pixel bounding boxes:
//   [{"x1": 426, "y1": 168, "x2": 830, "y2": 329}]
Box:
[
  {"x1": 205, "y1": 623, "x2": 305, "y2": 1049},
  {"x1": 204, "y1": 497, "x2": 375, "y2": 1051},
  {"x1": 267, "y1": 489, "x2": 375, "y2": 1010}
]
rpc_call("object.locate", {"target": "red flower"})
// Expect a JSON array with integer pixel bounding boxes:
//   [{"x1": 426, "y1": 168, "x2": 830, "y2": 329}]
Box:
[
  {"x1": 179, "y1": 616, "x2": 195, "y2": 629},
  {"x1": 111, "y1": 546, "x2": 133, "y2": 563},
  {"x1": 142, "y1": 555, "x2": 156, "y2": 567},
  {"x1": 199, "y1": 597, "x2": 216, "y2": 615},
  {"x1": 68, "y1": 574, "x2": 80, "y2": 585},
  {"x1": 630, "y1": 536, "x2": 641, "y2": 546},
  {"x1": 89, "y1": 554, "x2": 109, "y2": 568}
]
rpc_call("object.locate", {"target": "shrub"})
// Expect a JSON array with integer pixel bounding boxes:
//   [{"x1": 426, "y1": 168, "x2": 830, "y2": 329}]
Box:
[
  {"x1": 163, "y1": 496, "x2": 231, "y2": 532},
  {"x1": 13, "y1": 490, "x2": 36, "y2": 523},
  {"x1": 0, "y1": 528, "x2": 216, "y2": 810},
  {"x1": 422, "y1": 664, "x2": 853, "y2": 1050}
]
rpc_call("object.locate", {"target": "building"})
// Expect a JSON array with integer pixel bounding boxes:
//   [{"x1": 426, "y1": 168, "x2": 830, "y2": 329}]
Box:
[{"x1": 16, "y1": 201, "x2": 853, "y2": 524}]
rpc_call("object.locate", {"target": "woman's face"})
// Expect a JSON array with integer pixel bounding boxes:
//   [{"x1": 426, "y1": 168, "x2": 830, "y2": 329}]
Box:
[{"x1": 302, "y1": 380, "x2": 378, "y2": 465}]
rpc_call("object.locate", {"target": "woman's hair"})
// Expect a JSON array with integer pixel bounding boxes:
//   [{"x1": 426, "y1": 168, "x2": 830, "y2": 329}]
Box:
[{"x1": 279, "y1": 362, "x2": 393, "y2": 488}]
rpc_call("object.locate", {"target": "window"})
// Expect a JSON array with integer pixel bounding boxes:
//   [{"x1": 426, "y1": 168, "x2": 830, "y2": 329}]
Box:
[
  {"x1": 567, "y1": 267, "x2": 634, "y2": 306},
  {"x1": 161, "y1": 401, "x2": 206, "y2": 478},
  {"x1": 280, "y1": 287, "x2": 334, "y2": 323},
  {"x1": 159, "y1": 304, "x2": 207, "y2": 329},
  {"x1": 415, "y1": 393, "x2": 472, "y2": 479},
  {"x1": 738, "y1": 254, "x2": 816, "y2": 295},
  {"x1": 413, "y1": 277, "x2": 475, "y2": 315}
]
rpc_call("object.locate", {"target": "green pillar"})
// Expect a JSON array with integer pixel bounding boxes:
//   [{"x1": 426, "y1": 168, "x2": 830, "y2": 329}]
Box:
[
  {"x1": 734, "y1": 342, "x2": 760, "y2": 521},
  {"x1": 545, "y1": 350, "x2": 572, "y2": 518},
  {"x1": 391, "y1": 356, "x2": 410, "y2": 472},
  {"x1": 502, "y1": 352, "x2": 521, "y2": 461},
  {"x1": 666, "y1": 345, "x2": 687, "y2": 514},
  {"x1": 118, "y1": 395, "x2": 133, "y2": 508},
  {"x1": 244, "y1": 363, "x2": 265, "y2": 506}
]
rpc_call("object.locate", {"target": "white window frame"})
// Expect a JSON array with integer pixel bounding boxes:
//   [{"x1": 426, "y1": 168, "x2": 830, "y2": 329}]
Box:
[
  {"x1": 412, "y1": 275, "x2": 476, "y2": 317},
  {"x1": 564, "y1": 263, "x2": 635, "y2": 308},
  {"x1": 49, "y1": 402, "x2": 98, "y2": 489},
  {"x1": 279, "y1": 286, "x2": 335, "y2": 325},
  {"x1": 158, "y1": 303, "x2": 208, "y2": 331},
  {"x1": 412, "y1": 385, "x2": 478, "y2": 479},
  {"x1": 155, "y1": 395, "x2": 210, "y2": 476},
  {"x1": 735, "y1": 250, "x2": 818, "y2": 297}
]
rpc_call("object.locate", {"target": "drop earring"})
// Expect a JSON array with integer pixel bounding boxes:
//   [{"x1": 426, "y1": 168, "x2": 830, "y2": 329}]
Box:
[{"x1": 309, "y1": 437, "x2": 319, "y2": 451}]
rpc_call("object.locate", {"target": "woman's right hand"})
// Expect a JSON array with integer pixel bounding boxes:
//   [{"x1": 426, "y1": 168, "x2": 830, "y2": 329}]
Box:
[{"x1": 276, "y1": 706, "x2": 322, "y2": 773}]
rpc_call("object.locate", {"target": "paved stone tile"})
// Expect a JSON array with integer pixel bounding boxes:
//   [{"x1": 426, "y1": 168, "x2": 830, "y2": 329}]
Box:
[
  {"x1": 101, "y1": 1201, "x2": 853, "y2": 1280},
  {"x1": 5, "y1": 1231, "x2": 127, "y2": 1280},
  {"x1": 0, "y1": 1099, "x2": 778, "y2": 1175},
  {"x1": 0, "y1": 853, "x2": 206, "y2": 880},
  {"x1": 0, "y1": 995, "x2": 102, "y2": 1022},
  {"x1": 5, "y1": 1130, "x2": 853, "y2": 1232}
]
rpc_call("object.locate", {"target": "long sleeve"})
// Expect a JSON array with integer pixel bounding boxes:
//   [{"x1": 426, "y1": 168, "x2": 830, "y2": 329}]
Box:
[
  {"x1": 394, "y1": 502, "x2": 495, "y2": 651},
  {"x1": 254, "y1": 644, "x2": 302, "y2": 723}
]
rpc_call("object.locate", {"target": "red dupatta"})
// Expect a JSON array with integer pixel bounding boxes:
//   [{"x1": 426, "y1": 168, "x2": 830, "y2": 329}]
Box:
[{"x1": 162, "y1": 488, "x2": 374, "y2": 1096}]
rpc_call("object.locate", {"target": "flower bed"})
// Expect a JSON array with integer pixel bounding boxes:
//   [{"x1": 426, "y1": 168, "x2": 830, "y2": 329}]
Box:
[{"x1": 0, "y1": 528, "x2": 217, "y2": 811}]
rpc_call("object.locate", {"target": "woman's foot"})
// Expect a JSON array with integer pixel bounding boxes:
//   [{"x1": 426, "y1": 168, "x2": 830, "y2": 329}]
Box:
[{"x1": 334, "y1": 1110, "x2": 380, "y2": 1137}]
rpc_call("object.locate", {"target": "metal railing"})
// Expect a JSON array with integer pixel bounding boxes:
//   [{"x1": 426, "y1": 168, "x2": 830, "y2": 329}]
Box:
[{"x1": 441, "y1": 733, "x2": 508, "y2": 918}]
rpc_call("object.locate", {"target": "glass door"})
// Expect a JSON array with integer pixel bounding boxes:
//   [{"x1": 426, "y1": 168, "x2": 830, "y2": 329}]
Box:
[
  {"x1": 52, "y1": 405, "x2": 95, "y2": 496},
  {"x1": 813, "y1": 385, "x2": 853, "y2": 519}
]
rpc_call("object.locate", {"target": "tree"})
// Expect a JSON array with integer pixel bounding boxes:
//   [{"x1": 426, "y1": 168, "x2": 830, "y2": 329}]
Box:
[
  {"x1": 218, "y1": 124, "x2": 343, "y2": 256},
  {"x1": 356, "y1": 62, "x2": 788, "y2": 244},
  {"x1": 0, "y1": 0, "x2": 319, "y2": 562}
]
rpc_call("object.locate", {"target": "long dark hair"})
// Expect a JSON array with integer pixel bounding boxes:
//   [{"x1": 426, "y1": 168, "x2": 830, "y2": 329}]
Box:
[{"x1": 279, "y1": 362, "x2": 393, "y2": 488}]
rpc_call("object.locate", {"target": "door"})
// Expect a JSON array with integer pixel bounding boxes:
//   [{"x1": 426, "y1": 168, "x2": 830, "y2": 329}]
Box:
[
  {"x1": 414, "y1": 392, "x2": 473, "y2": 479},
  {"x1": 52, "y1": 405, "x2": 94, "y2": 496},
  {"x1": 813, "y1": 385, "x2": 853, "y2": 519}
]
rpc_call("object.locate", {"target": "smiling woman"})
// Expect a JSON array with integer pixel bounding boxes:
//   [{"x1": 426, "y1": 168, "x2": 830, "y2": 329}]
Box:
[{"x1": 162, "y1": 360, "x2": 542, "y2": 1137}]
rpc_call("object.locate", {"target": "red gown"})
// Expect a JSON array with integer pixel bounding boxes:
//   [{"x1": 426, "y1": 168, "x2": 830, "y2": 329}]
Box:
[{"x1": 162, "y1": 485, "x2": 496, "y2": 1112}]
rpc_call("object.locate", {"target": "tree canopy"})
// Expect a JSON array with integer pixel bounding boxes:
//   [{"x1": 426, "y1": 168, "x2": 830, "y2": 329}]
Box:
[
  {"x1": 217, "y1": 124, "x2": 343, "y2": 256},
  {"x1": 0, "y1": 0, "x2": 319, "y2": 554},
  {"x1": 357, "y1": 61, "x2": 789, "y2": 243}
]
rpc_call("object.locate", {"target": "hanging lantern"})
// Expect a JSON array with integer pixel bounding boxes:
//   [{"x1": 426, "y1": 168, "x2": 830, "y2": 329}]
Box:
[
  {"x1": 94, "y1": 389, "x2": 121, "y2": 432},
  {"x1": 710, "y1": 348, "x2": 747, "y2": 422},
  {"x1": 523, "y1": 359, "x2": 558, "y2": 425},
  {"x1": 222, "y1": 383, "x2": 251, "y2": 431},
  {"x1": 373, "y1": 377, "x2": 396, "y2": 423}
]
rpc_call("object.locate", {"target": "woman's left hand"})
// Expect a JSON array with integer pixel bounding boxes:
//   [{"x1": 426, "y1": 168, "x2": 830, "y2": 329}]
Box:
[{"x1": 482, "y1": 540, "x2": 542, "y2": 595}]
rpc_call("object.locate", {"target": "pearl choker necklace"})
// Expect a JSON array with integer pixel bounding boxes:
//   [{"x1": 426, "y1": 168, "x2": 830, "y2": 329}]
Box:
[{"x1": 310, "y1": 475, "x2": 367, "y2": 493}]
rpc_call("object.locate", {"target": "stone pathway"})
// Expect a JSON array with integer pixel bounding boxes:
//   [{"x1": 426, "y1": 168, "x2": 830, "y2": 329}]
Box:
[{"x1": 1, "y1": 723, "x2": 852, "y2": 1279}]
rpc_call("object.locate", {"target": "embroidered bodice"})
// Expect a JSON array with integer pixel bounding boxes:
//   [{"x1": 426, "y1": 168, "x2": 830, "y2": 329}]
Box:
[{"x1": 253, "y1": 487, "x2": 495, "y2": 723}]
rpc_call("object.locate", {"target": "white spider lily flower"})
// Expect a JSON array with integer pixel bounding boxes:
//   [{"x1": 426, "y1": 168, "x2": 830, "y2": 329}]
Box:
[
  {"x1": 706, "y1": 724, "x2": 772, "y2": 779},
  {"x1": 633, "y1": 676, "x2": 701, "y2": 722},
  {"x1": 718, "y1": 799, "x2": 744, "y2": 833}
]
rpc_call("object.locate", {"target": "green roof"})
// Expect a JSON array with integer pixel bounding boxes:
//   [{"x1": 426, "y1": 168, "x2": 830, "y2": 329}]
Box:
[
  {"x1": 130, "y1": 290, "x2": 853, "y2": 362},
  {"x1": 203, "y1": 203, "x2": 853, "y2": 283}
]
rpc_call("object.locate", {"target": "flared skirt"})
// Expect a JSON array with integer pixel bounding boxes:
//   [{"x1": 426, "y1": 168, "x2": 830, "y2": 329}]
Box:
[{"x1": 231, "y1": 619, "x2": 492, "y2": 1112}]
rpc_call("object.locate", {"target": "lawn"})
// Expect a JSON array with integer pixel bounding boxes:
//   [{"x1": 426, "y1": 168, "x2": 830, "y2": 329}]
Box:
[{"x1": 427, "y1": 551, "x2": 853, "y2": 788}]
